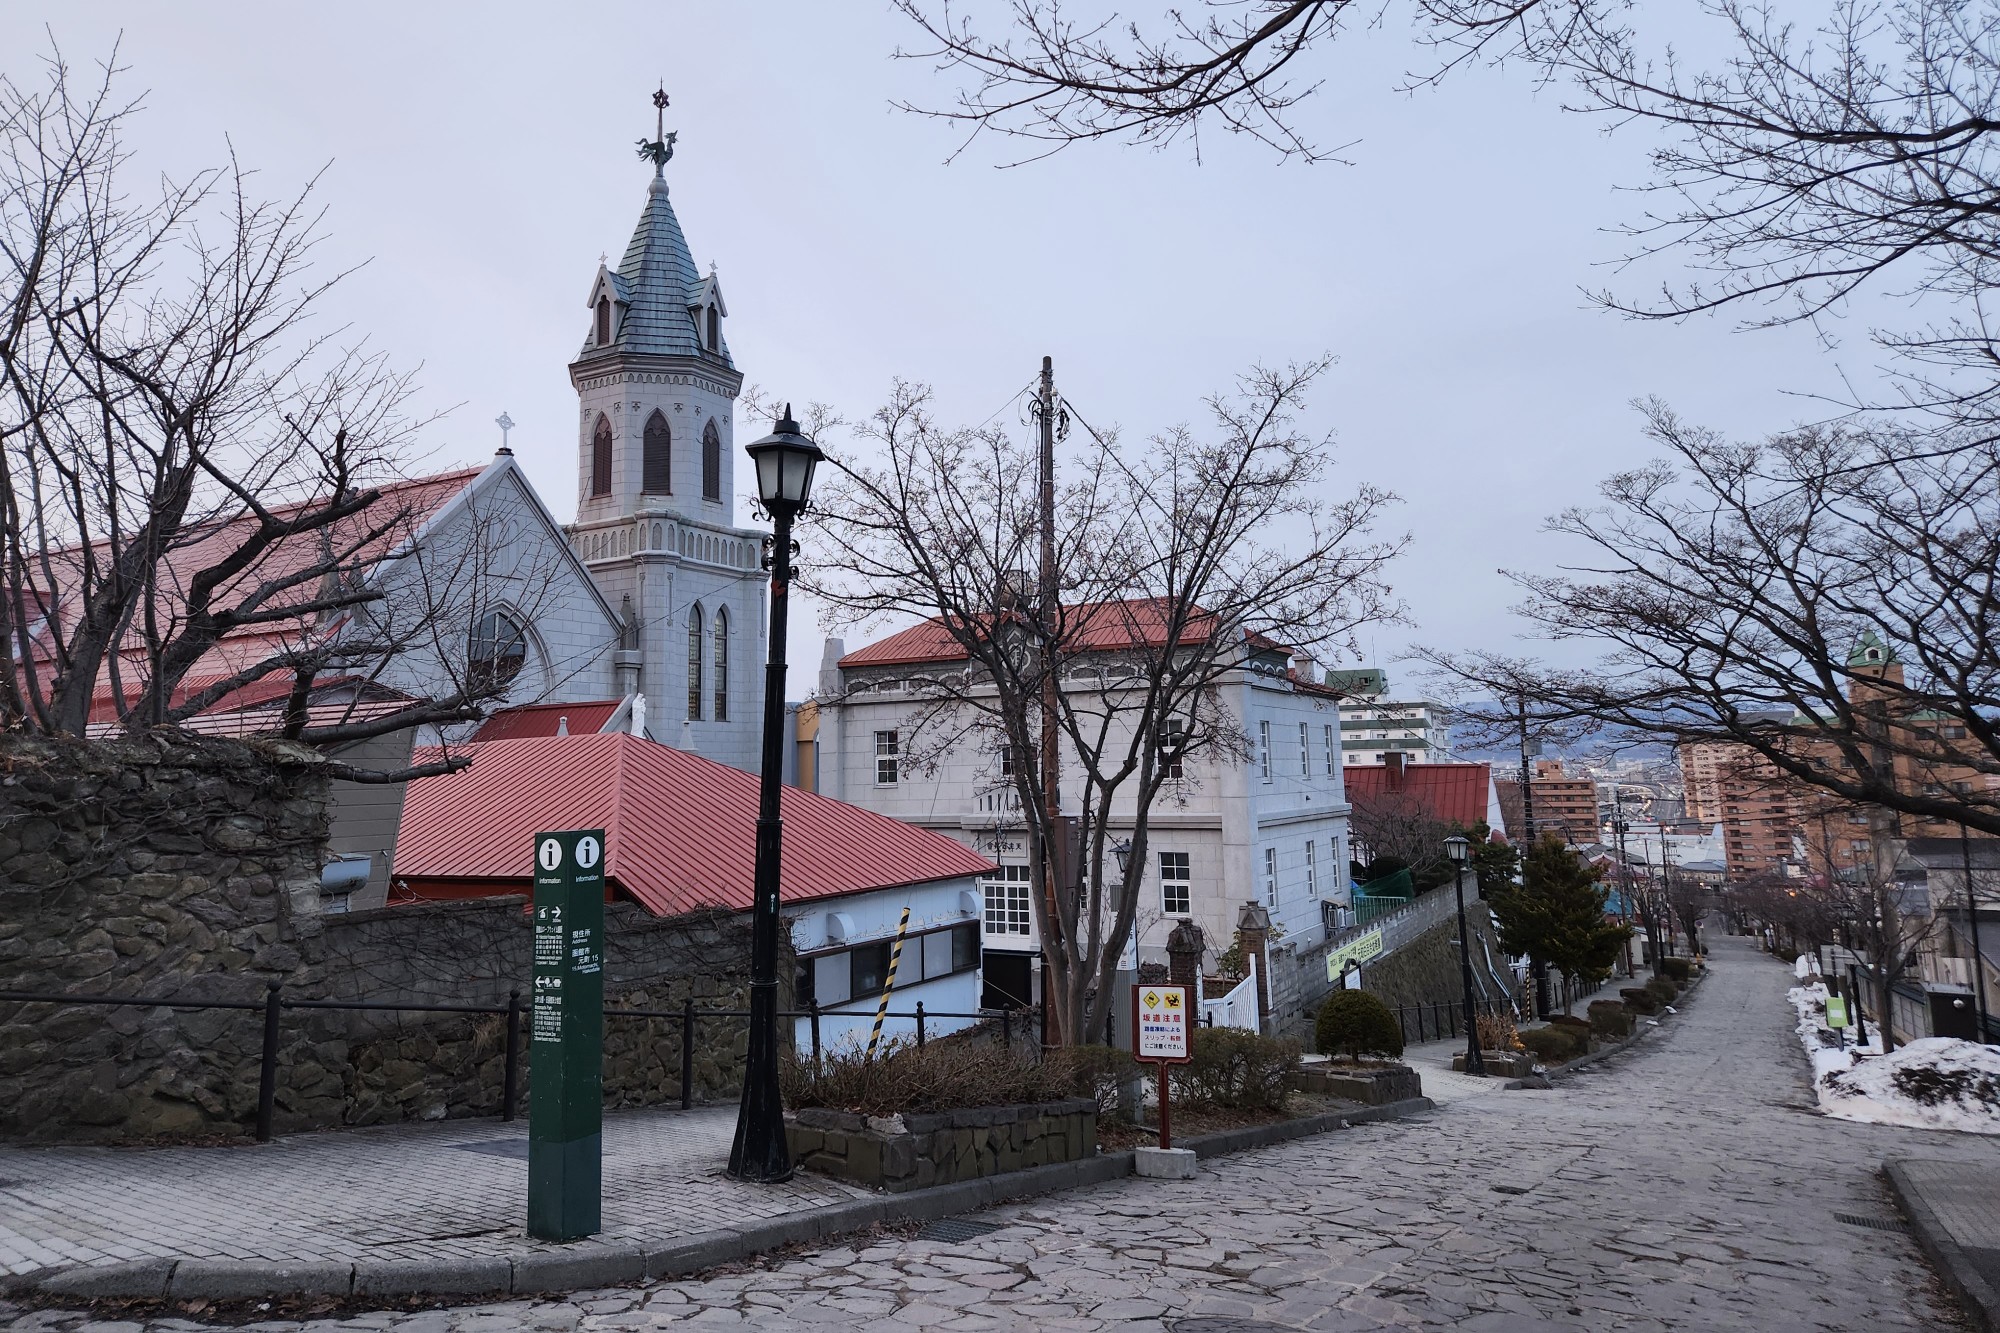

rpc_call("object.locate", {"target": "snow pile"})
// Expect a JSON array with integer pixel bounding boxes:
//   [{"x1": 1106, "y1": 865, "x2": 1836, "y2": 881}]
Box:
[
  {"x1": 1795, "y1": 953, "x2": 1820, "y2": 980},
  {"x1": 1820, "y1": 1038, "x2": 2000, "y2": 1135},
  {"x1": 1788, "y1": 985, "x2": 2000, "y2": 1134}
]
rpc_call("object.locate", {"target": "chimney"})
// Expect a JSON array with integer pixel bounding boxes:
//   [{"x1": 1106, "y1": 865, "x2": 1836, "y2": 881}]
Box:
[{"x1": 1384, "y1": 750, "x2": 1407, "y2": 789}]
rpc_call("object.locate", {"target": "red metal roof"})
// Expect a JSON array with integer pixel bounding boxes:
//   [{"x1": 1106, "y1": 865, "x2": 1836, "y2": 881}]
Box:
[
  {"x1": 393, "y1": 732, "x2": 995, "y2": 916},
  {"x1": 472, "y1": 700, "x2": 623, "y2": 742},
  {"x1": 1344, "y1": 762, "x2": 1494, "y2": 828},
  {"x1": 840, "y1": 598, "x2": 1287, "y2": 669}
]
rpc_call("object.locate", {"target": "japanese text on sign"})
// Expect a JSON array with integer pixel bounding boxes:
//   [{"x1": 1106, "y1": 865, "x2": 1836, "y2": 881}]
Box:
[{"x1": 1133, "y1": 984, "x2": 1192, "y2": 1062}]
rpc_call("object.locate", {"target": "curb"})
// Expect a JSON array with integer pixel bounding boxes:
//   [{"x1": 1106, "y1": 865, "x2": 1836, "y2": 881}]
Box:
[
  {"x1": 15, "y1": 1096, "x2": 1433, "y2": 1304},
  {"x1": 1885, "y1": 1159, "x2": 2000, "y2": 1333}
]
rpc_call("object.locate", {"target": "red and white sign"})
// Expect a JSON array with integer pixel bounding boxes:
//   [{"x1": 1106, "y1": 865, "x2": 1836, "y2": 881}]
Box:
[{"x1": 1133, "y1": 984, "x2": 1193, "y2": 1063}]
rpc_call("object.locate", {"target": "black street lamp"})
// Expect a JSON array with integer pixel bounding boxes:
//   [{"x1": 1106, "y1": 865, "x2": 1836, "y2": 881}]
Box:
[
  {"x1": 1445, "y1": 835, "x2": 1485, "y2": 1077},
  {"x1": 728, "y1": 406, "x2": 824, "y2": 1184}
]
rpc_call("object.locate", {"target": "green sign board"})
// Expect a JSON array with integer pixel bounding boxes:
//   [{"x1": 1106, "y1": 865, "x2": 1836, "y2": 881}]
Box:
[
  {"x1": 1825, "y1": 996, "x2": 1849, "y2": 1030},
  {"x1": 1325, "y1": 929, "x2": 1385, "y2": 983},
  {"x1": 529, "y1": 828, "x2": 605, "y2": 1242}
]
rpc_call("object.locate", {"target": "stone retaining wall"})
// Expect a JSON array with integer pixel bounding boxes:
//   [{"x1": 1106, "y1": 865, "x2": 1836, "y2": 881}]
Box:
[
  {"x1": 786, "y1": 1098, "x2": 1097, "y2": 1192},
  {"x1": 0, "y1": 734, "x2": 766, "y2": 1143}
]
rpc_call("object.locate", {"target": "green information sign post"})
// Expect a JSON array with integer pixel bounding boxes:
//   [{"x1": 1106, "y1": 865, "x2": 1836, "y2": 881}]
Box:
[{"x1": 529, "y1": 828, "x2": 605, "y2": 1242}]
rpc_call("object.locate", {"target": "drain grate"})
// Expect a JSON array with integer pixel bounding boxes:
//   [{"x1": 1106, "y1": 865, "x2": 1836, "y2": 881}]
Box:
[
  {"x1": 1166, "y1": 1321, "x2": 1301, "y2": 1333},
  {"x1": 1834, "y1": 1211, "x2": 1910, "y2": 1233},
  {"x1": 917, "y1": 1216, "x2": 1005, "y2": 1244}
]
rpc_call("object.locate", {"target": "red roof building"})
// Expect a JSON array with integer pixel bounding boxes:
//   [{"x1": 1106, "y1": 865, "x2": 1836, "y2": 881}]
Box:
[
  {"x1": 391, "y1": 732, "x2": 994, "y2": 916},
  {"x1": 471, "y1": 700, "x2": 624, "y2": 742},
  {"x1": 1343, "y1": 759, "x2": 1502, "y2": 832}
]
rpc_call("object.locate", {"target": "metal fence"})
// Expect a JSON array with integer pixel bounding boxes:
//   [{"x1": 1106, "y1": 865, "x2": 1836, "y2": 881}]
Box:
[{"x1": 0, "y1": 984, "x2": 1009, "y2": 1144}]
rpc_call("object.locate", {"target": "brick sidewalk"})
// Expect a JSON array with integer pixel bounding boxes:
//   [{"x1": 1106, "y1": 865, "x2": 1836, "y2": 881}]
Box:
[
  {"x1": 1888, "y1": 1158, "x2": 2000, "y2": 1331},
  {"x1": 0, "y1": 1104, "x2": 861, "y2": 1280}
]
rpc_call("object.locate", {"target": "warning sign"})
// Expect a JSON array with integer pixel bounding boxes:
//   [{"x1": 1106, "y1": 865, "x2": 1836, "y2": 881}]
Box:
[{"x1": 1133, "y1": 984, "x2": 1193, "y2": 1063}]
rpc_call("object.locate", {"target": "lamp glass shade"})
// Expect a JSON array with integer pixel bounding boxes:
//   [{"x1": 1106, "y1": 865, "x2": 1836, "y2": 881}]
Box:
[
  {"x1": 1444, "y1": 835, "x2": 1471, "y2": 864},
  {"x1": 744, "y1": 412, "x2": 825, "y2": 509},
  {"x1": 1113, "y1": 840, "x2": 1132, "y2": 875}
]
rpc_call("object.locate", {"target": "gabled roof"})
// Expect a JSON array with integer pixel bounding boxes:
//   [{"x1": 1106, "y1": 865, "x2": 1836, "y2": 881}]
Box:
[
  {"x1": 1343, "y1": 762, "x2": 1495, "y2": 828},
  {"x1": 575, "y1": 175, "x2": 731, "y2": 366},
  {"x1": 393, "y1": 732, "x2": 993, "y2": 916},
  {"x1": 839, "y1": 598, "x2": 1286, "y2": 669},
  {"x1": 472, "y1": 699, "x2": 623, "y2": 742}
]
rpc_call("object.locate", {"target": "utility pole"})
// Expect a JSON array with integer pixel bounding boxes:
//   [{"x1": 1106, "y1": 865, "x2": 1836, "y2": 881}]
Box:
[
  {"x1": 1963, "y1": 823, "x2": 1992, "y2": 1045},
  {"x1": 1612, "y1": 791, "x2": 1635, "y2": 978},
  {"x1": 1036, "y1": 356, "x2": 1065, "y2": 1046},
  {"x1": 1516, "y1": 693, "x2": 1547, "y2": 1017}
]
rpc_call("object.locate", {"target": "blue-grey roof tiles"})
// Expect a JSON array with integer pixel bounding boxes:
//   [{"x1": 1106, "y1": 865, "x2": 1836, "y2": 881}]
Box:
[{"x1": 576, "y1": 174, "x2": 733, "y2": 368}]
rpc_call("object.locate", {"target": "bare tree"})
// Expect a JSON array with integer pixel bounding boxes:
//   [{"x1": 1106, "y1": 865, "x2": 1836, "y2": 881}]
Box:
[
  {"x1": 805, "y1": 361, "x2": 1403, "y2": 1044},
  {"x1": 1419, "y1": 403, "x2": 2000, "y2": 840},
  {"x1": 0, "y1": 48, "x2": 542, "y2": 776}
]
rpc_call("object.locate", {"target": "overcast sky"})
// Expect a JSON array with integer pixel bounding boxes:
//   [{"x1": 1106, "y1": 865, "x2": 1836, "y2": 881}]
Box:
[{"x1": 10, "y1": 3, "x2": 1869, "y2": 700}]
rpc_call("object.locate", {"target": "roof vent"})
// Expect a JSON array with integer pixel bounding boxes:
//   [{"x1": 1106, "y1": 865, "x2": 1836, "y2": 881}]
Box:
[{"x1": 825, "y1": 912, "x2": 856, "y2": 944}]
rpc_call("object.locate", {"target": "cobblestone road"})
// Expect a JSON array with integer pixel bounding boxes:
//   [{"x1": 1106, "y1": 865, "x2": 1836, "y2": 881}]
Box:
[{"x1": 10, "y1": 935, "x2": 1996, "y2": 1332}]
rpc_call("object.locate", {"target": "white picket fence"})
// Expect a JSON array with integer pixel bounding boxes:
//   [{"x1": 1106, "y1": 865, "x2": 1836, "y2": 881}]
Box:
[{"x1": 1200, "y1": 953, "x2": 1260, "y2": 1031}]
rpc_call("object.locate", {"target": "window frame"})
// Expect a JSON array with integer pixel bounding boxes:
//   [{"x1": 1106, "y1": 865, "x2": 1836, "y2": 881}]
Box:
[
  {"x1": 686, "y1": 605, "x2": 704, "y2": 720},
  {"x1": 982, "y1": 864, "x2": 1033, "y2": 936},
  {"x1": 1324, "y1": 723, "x2": 1335, "y2": 775},
  {"x1": 875, "y1": 730, "x2": 900, "y2": 785},
  {"x1": 712, "y1": 606, "x2": 729, "y2": 721},
  {"x1": 641, "y1": 410, "x2": 672, "y2": 494},
  {"x1": 1258, "y1": 720, "x2": 1272, "y2": 782},
  {"x1": 1305, "y1": 839, "x2": 1317, "y2": 898},
  {"x1": 1159, "y1": 851, "x2": 1191, "y2": 916},
  {"x1": 590, "y1": 414, "x2": 613, "y2": 498},
  {"x1": 467, "y1": 609, "x2": 529, "y2": 692},
  {"x1": 701, "y1": 419, "x2": 722, "y2": 501},
  {"x1": 1263, "y1": 846, "x2": 1279, "y2": 906},
  {"x1": 1299, "y1": 721, "x2": 1311, "y2": 776}
]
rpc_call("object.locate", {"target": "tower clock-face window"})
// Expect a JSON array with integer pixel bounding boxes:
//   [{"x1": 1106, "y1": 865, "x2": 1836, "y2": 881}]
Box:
[
  {"x1": 590, "y1": 415, "x2": 612, "y2": 497},
  {"x1": 642, "y1": 410, "x2": 671, "y2": 494}
]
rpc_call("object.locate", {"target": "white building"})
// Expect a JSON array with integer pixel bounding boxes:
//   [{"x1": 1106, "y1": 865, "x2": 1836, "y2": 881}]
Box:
[
  {"x1": 1324, "y1": 668, "x2": 1454, "y2": 766},
  {"x1": 811, "y1": 614, "x2": 1356, "y2": 1035}
]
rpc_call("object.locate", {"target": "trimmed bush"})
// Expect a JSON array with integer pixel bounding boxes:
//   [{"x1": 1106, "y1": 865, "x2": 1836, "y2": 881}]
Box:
[
  {"x1": 1476, "y1": 1010, "x2": 1521, "y2": 1053},
  {"x1": 785, "y1": 1038, "x2": 1114, "y2": 1115},
  {"x1": 1549, "y1": 1013, "x2": 1592, "y2": 1042},
  {"x1": 1587, "y1": 999, "x2": 1633, "y2": 1038},
  {"x1": 1659, "y1": 956, "x2": 1693, "y2": 983},
  {"x1": 1620, "y1": 987, "x2": 1660, "y2": 1014},
  {"x1": 1516, "y1": 1027, "x2": 1581, "y2": 1064},
  {"x1": 1316, "y1": 990, "x2": 1406, "y2": 1062},
  {"x1": 1645, "y1": 975, "x2": 1680, "y2": 1002},
  {"x1": 1171, "y1": 1027, "x2": 1301, "y2": 1110}
]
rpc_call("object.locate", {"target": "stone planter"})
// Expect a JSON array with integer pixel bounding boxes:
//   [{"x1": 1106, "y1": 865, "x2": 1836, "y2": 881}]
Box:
[
  {"x1": 785, "y1": 1098, "x2": 1096, "y2": 1193},
  {"x1": 1451, "y1": 1050, "x2": 1536, "y2": 1078},
  {"x1": 1293, "y1": 1063, "x2": 1422, "y2": 1106}
]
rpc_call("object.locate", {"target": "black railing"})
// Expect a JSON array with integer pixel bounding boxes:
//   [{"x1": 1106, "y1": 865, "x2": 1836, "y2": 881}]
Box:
[
  {"x1": 0, "y1": 986, "x2": 1006, "y2": 1143},
  {"x1": 1391, "y1": 997, "x2": 1521, "y2": 1046}
]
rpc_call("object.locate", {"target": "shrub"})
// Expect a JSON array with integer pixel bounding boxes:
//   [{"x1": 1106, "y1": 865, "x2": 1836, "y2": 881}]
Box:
[
  {"x1": 1549, "y1": 1013, "x2": 1592, "y2": 1042},
  {"x1": 1045, "y1": 1043, "x2": 1140, "y2": 1118},
  {"x1": 1646, "y1": 975, "x2": 1680, "y2": 1001},
  {"x1": 1516, "y1": 1027, "x2": 1581, "y2": 1064},
  {"x1": 784, "y1": 1038, "x2": 1101, "y2": 1116},
  {"x1": 1620, "y1": 986, "x2": 1660, "y2": 1014},
  {"x1": 1659, "y1": 956, "x2": 1693, "y2": 983},
  {"x1": 1476, "y1": 1010, "x2": 1521, "y2": 1052},
  {"x1": 1587, "y1": 1000, "x2": 1633, "y2": 1039},
  {"x1": 1316, "y1": 990, "x2": 1405, "y2": 1061},
  {"x1": 1171, "y1": 1027, "x2": 1301, "y2": 1110}
]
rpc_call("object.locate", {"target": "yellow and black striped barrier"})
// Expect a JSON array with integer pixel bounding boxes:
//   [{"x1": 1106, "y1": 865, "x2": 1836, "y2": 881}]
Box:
[{"x1": 865, "y1": 905, "x2": 913, "y2": 1059}]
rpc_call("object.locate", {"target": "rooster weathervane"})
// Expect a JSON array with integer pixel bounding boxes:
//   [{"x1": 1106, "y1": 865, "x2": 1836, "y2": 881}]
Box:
[{"x1": 637, "y1": 86, "x2": 676, "y2": 171}]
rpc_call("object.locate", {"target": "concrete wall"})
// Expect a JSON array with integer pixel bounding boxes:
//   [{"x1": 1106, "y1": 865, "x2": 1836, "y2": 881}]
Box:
[{"x1": 1350, "y1": 898, "x2": 1518, "y2": 1021}]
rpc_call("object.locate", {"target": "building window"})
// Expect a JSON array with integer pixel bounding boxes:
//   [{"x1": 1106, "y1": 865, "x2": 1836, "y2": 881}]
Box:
[
  {"x1": 999, "y1": 739, "x2": 1031, "y2": 777},
  {"x1": 1160, "y1": 852, "x2": 1191, "y2": 916},
  {"x1": 1159, "y1": 717, "x2": 1185, "y2": 779},
  {"x1": 1259, "y1": 720, "x2": 1272, "y2": 781},
  {"x1": 983, "y1": 865, "x2": 1032, "y2": 936},
  {"x1": 467, "y1": 610, "x2": 528, "y2": 691},
  {"x1": 686, "y1": 606, "x2": 704, "y2": 720},
  {"x1": 849, "y1": 940, "x2": 892, "y2": 997},
  {"x1": 712, "y1": 607, "x2": 729, "y2": 721},
  {"x1": 590, "y1": 414, "x2": 612, "y2": 497},
  {"x1": 876, "y1": 730, "x2": 900, "y2": 784},
  {"x1": 921, "y1": 923, "x2": 981, "y2": 980},
  {"x1": 642, "y1": 410, "x2": 672, "y2": 494},
  {"x1": 1299, "y1": 722, "x2": 1311, "y2": 776},
  {"x1": 1264, "y1": 847, "x2": 1279, "y2": 906},
  {"x1": 1306, "y1": 840, "x2": 1317, "y2": 897},
  {"x1": 1324, "y1": 723, "x2": 1335, "y2": 775},
  {"x1": 707, "y1": 303, "x2": 720, "y2": 351},
  {"x1": 702, "y1": 419, "x2": 722, "y2": 500},
  {"x1": 596, "y1": 295, "x2": 611, "y2": 346}
]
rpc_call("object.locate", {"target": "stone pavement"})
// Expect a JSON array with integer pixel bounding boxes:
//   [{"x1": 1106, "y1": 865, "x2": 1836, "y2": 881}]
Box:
[
  {"x1": 0, "y1": 1105, "x2": 861, "y2": 1279},
  {"x1": 8, "y1": 933, "x2": 1998, "y2": 1331},
  {"x1": 1888, "y1": 1157, "x2": 2000, "y2": 1330}
]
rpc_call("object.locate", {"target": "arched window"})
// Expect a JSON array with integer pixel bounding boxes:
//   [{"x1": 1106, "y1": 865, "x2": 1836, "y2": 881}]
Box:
[
  {"x1": 642, "y1": 410, "x2": 671, "y2": 494},
  {"x1": 590, "y1": 414, "x2": 612, "y2": 497},
  {"x1": 468, "y1": 610, "x2": 528, "y2": 692},
  {"x1": 706, "y1": 304, "x2": 720, "y2": 351},
  {"x1": 712, "y1": 607, "x2": 729, "y2": 721},
  {"x1": 686, "y1": 605, "x2": 704, "y2": 721},
  {"x1": 701, "y1": 419, "x2": 722, "y2": 501},
  {"x1": 596, "y1": 296, "x2": 611, "y2": 346}
]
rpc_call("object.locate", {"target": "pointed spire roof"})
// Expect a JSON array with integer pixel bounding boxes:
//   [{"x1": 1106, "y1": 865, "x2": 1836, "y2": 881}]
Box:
[
  {"x1": 576, "y1": 134, "x2": 733, "y2": 367},
  {"x1": 1848, "y1": 629, "x2": 1898, "y2": 669}
]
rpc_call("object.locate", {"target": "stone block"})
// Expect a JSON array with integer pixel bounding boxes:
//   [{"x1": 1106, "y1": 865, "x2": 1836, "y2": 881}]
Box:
[
  {"x1": 510, "y1": 1245, "x2": 644, "y2": 1294},
  {"x1": 352, "y1": 1257, "x2": 512, "y2": 1298},
  {"x1": 37, "y1": 1259, "x2": 175, "y2": 1299},
  {"x1": 169, "y1": 1260, "x2": 354, "y2": 1300},
  {"x1": 1135, "y1": 1146, "x2": 1198, "y2": 1179}
]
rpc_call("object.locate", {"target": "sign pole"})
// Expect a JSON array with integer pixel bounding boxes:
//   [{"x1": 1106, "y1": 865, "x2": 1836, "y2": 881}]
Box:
[
  {"x1": 529, "y1": 828, "x2": 606, "y2": 1242},
  {"x1": 1157, "y1": 1055, "x2": 1172, "y2": 1151},
  {"x1": 1132, "y1": 984, "x2": 1192, "y2": 1155}
]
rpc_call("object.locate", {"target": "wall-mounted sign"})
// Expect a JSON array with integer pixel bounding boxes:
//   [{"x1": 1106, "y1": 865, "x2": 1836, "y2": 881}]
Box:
[
  {"x1": 529, "y1": 828, "x2": 605, "y2": 1242},
  {"x1": 1325, "y1": 929, "x2": 1385, "y2": 983}
]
